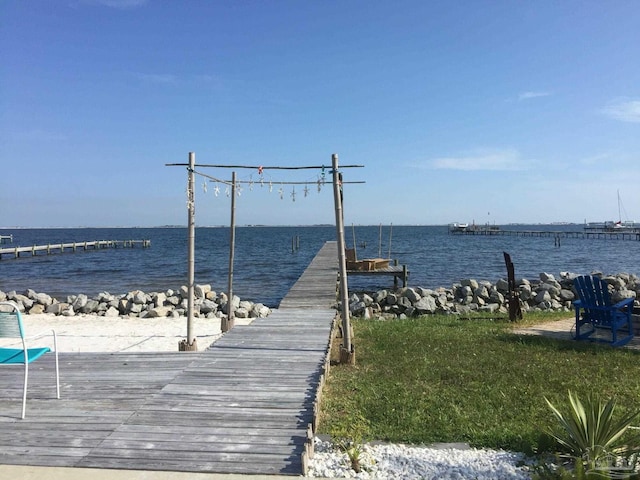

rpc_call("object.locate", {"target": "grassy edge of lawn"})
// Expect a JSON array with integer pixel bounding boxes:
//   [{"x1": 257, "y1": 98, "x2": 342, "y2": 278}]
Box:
[{"x1": 317, "y1": 312, "x2": 640, "y2": 456}]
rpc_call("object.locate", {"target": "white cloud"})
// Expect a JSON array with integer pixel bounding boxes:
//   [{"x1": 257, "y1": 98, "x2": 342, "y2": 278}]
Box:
[
  {"x1": 601, "y1": 98, "x2": 640, "y2": 123},
  {"x1": 429, "y1": 149, "x2": 526, "y2": 171},
  {"x1": 518, "y1": 91, "x2": 551, "y2": 101}
]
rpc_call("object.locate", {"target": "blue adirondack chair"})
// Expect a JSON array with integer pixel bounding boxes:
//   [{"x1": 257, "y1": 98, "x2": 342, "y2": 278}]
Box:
[
  {"x1": 573, "y1": 275, "x2": 634, "y2": 347},
  {"x1": 0, "y1": 301, "x2": 60, "y2": 419}
]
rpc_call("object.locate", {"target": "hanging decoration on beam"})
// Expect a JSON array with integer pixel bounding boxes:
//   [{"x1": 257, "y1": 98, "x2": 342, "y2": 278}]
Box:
[{"x1": 175, "y1": 161, "x2": 365, "y2": 205}]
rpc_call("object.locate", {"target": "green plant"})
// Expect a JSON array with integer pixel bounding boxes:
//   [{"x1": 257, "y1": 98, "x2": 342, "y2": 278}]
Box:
[
  {"x1": 337, "y1": 438, "x2": 367, "y2": 473},
  {"x1": 545, "y1": 391, "x2": 640, "y2": 478}
]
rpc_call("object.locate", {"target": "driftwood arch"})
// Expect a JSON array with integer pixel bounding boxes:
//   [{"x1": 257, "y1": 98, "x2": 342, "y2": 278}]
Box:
[{"x1": 167, "y1": 153, "x2": 363, "y2": 362}]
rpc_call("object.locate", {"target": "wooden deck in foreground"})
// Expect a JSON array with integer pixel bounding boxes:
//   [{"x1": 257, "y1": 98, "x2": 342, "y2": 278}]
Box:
[{"x1": 0, "y1": 242, "x2": 339, "y2": 476}]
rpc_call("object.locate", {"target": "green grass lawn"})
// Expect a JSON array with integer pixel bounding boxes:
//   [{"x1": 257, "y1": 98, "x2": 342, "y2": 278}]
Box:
[{"x1": 318, "y1": 314, "x2": 640, "y2": 455}]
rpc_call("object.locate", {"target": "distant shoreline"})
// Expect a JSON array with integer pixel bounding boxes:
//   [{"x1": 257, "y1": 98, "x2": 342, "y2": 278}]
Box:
[{"x1": 0, "y1": 222, "x2": 587, "y2": 230}]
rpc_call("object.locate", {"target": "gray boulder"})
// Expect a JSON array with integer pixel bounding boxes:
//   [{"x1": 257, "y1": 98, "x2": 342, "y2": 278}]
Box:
[
  {"x1": 34, "y1": 292, "x2": 54, "y2": 306},
  {"x1": 403, "y1": 288, "x2": 421, "y2": 303},
  {"x1": 414, "y1": 296, "x2": 437, "y2": 314},
  {"x1": 29, "y1": 304, "x2": 46, "y2": 314},
  {"x1": 540, "y1": 272, "x2": 556, "y2": 282},
  {"x1": 104, "y1": 306, "x2": 120, "y2": 317},
  {"x1": 559, "y1": 289, "x2": 575, "y2": 302},
  {"x1": 460, "y1": 279, "x2": 479, "y2": 290}
]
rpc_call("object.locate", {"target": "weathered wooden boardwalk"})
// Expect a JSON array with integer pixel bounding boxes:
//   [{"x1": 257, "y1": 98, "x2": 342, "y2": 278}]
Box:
[
  {"x1": 0, "y1": 239, "x2": 151, "y2": 260},
  {"x1": 0, "y1": 241, "x2": 339, "y2": 475}
]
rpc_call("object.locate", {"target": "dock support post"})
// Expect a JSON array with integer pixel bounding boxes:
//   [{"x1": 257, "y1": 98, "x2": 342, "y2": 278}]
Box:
[
  {"x1": 182, "y1": 151, "x2": 198, "y2": 351},
  {"x1": 393, "y1": 259, "x2": 399, "y2": 289},
  {"x1": 223, "y1": 171, "x2": 237, "y2": 333},
  {"x1": 332, "y1": 153, "x2": 355, "y2": 365}
]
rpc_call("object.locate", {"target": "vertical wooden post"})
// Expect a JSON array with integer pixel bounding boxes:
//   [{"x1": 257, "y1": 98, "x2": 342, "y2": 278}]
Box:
[
  {"x1": 180, "y1": 152, "x2": 198, "y2": 351},
  {"x1": 503, "y1": 252, "x2": 523, "y2": 322},
  {"x1": 394, "y1": 259, "x2": 399, "y2": 289},
  {"x1": 223, "y1": 171, "x2": 237, "y2": 332},
  {"x1": 332, "y1": 153, "x2": 354, "y2": 364},
  {"x1": 351, "y1": 224, "x2": 357, "y2": 260}
]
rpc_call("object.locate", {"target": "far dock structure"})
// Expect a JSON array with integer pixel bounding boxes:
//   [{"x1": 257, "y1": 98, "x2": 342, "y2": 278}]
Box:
[
  {"x1": 0, "y1": 235, "x2": 12, "y2": 244},
  {"x1": 448, "y1": 224, "x2": 640, "y2": 241},
  {"x1": 344, "y1": 248, "x2": 409, "y2": 288},
  {"x1": 0, "y1": 239, "x2": 151, "y2": 259}
]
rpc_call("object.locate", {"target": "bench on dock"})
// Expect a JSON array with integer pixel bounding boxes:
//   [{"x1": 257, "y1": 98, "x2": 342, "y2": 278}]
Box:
[
  {"x1": 345, "y1": 248, "x2": 409, "y2": 288},
  {"x1": 345, "y1": 248, "x2": 389, "y2": 271},
  {"x1": 573, "y1": 275, "x2": 634, "y2": 347}
]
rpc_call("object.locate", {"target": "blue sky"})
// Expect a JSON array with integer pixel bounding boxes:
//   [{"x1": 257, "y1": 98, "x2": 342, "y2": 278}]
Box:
[{"x1": 1, "y1": 0, "x2": 639, "y2": 228}]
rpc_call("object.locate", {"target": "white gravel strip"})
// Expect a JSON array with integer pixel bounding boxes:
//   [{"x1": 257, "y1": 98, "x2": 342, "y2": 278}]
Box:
[{"x1": 307, "y1": 438, "x2": 533, "y2": 479}]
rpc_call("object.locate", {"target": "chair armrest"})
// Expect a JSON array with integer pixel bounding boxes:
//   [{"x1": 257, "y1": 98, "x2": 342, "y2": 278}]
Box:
[
  {"x1": 24, "y1": 329, "x2": 58, "y2": 352},
  {"x1": 573, "y1": 300, "x2": 584, "y2": 308},
  {"x1": 612, "y1": 297, "x2": 634, "y2": 309},
  {"x1": 24, "y1": 329, "x2": 57, "y2": 342}
]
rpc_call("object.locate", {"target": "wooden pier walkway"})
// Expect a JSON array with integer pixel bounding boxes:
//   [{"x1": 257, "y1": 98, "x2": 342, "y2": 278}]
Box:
[
  {"x1": 0, "y1": 241, "x2": 339, "y2": 476},
  {"x1": 0, "y1": 239, "x2": 151, "y2": 259},
  {"x1": 450, "y1": 227, "x2": 640, "y2": 241}
]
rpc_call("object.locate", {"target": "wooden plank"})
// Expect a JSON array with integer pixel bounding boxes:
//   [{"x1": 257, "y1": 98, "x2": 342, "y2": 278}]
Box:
[{"x1": 0, "y1": 241, "x2": 338, "y2": 476}]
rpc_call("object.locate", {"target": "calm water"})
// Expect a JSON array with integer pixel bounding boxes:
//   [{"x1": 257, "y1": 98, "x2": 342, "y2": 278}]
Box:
[{"x1": 1, "y1": 225, "x2": 639, "y2": 307}]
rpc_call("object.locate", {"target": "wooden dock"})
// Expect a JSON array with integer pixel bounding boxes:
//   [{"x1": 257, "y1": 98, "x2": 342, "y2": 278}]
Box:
[
  {"x1": 347, "y1": 261, "x2": 409, "y2": 288},
  {"x1": 0, "y1": 239, "x2": 151, "y2": 259},
  {"x1": 449, "y1": 227, "x2": 640, "y2": 241},
  {"x1": 0, "y1": 241, "x2": 339, "y2": 476},
  {"x1": 0, "y1": 235, "x2": 12, "y2": 244}
]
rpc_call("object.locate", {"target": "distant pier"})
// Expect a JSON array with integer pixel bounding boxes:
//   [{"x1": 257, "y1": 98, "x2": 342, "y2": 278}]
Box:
[
  {"x1": 0, "y1": 239, "x2": 151, "y2": 259},
  {"x1": 449, "y1": 225, "x2": 640, "y2": 241},
  {"x1": 0, "y1": 235, "x2": 12, "y2": 244}
]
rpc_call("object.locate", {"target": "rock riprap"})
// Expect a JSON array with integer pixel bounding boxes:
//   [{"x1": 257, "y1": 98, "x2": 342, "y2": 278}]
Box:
[
  {"x1": 0, "y1": 285, "x2": 271, "y2": 319},
  {"x1": 345, "y1": 271, "x2": 639, "y2": 318}
]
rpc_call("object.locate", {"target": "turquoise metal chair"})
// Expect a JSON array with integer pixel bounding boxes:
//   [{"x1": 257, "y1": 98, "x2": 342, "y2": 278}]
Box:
[{"x1": 0, "y1": 301, "x2": 60, "y2": 419}]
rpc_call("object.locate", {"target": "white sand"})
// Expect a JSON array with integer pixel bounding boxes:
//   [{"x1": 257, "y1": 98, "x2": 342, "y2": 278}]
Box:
[{"x1": 0, "y1": 313, "x2": 253, "y2": 353}]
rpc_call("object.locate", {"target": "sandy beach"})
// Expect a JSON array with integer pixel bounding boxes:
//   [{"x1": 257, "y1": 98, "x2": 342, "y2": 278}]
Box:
[{"x1": 0, "y1": 313, "x2": 254, "y2": 353}]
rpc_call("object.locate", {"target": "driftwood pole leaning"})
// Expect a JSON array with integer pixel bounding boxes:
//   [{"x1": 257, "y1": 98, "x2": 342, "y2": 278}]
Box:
[
  {"x1": 223, "y1": 171, "x2": 237, "y2": 332},
  {"x1": 332, "y1": 153, "x2": 354, "y2": 364},
  {"x1": 180, "y1": 151, "x2": 197, "y2": 351}
]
